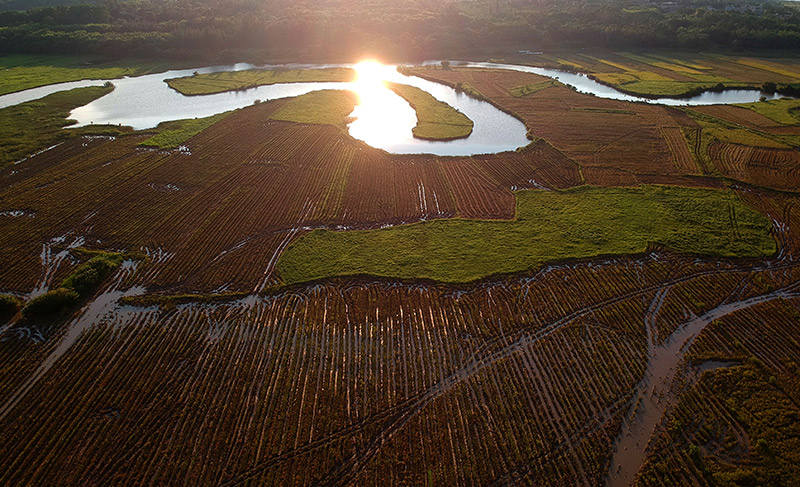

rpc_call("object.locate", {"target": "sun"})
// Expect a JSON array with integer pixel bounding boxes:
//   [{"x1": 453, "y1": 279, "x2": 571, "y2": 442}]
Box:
[
  {"x1": 352, "y1": 60, "x2": 391, "y2": 104},
  {"x1": 353, "y1": 60, "x2": 386, "y2": 86}
]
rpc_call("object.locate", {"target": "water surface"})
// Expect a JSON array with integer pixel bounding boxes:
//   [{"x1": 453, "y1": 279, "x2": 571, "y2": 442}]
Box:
[{"x1": 0, "y1": 60, "x2": 791, "y2": 157}]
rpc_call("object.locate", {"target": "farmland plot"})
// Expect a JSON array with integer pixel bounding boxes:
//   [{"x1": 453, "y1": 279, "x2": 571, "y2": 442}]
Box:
[
  {"x1": 0, "y1": 252, "x2": 799, "y2": 485},
  {"x1": 2, "y1": 62, "x2": 800, "y2": 487},
  {"x1": 0, "y1": 88, "x2": 581, "y2": 293}
]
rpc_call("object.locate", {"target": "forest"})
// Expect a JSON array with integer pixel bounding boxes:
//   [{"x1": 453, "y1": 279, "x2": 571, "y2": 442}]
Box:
[{"x1": 0, "y1": 0, "x2": 799, "y2": 62}]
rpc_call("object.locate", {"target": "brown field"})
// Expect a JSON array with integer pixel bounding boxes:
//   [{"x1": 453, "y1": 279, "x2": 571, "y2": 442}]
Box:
[
  {"x1": 2, "y1": 64, "x2": 800, "y2": 486},
  {"x1": 1, "y1": 252, "x2": 799, "y2": 486},
  {"x1": 514, "y1": 51, "x2": 800, "y2": 85},
  {"x1": 0, "y1": 92, "x2": 581, "y2": 293},
  {"x1": 407, "y1": 67, "x2": 708, "y2": 186},
  {"x1": 709, "y1": 142, "x2": 800, "y2": 191}
]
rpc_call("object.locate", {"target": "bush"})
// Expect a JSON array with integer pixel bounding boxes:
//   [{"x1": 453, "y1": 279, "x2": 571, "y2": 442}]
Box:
[
  {"x1": 0, "y1": 294, "x2": 23, "y2": 320},
  {"x1": 22, "y1": 288, "x2": 79, "y2": 318},
  {"x1": 60, "y1": 254, "x2": 123, "y2": 297}
]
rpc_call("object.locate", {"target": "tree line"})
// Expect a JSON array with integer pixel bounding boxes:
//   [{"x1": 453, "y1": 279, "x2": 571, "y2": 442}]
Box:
[{"x1": 0, "y1": 0, "x2": 798, "y2": 62}]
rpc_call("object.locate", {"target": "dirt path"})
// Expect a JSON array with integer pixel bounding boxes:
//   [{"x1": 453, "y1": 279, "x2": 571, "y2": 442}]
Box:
[{"x1": 605, "y1": 282, "x2": 800, "y2": 487}]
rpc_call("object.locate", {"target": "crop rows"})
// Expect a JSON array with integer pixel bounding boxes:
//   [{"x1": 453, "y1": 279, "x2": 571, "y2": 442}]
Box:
[
  {"x1": 404, "y1": 67, "x2": 709, "y2": 187},
  {"x1": 709, "y1": 142, "x2": 800, "y2": 191},
  {"x1": 2, "y1": 251, "x2": 798, "y2": 485},
  {"x1": 693, "y1": 105, "x2": 794, "y2": 134},
  {"x1": 0, "y1": 95, "x2": 585, "y2": 293},
  {"x1": 660, "y1": 127, "x2": 699, "y2": 174}
]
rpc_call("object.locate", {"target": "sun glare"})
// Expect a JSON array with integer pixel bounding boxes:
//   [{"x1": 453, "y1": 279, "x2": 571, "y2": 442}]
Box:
[
  {"x1": 348, "y1": 60, "x2": 418, "y2": 147},
  {"x1": 353, "y1": 60, "x2": 388, "y2": 100}
]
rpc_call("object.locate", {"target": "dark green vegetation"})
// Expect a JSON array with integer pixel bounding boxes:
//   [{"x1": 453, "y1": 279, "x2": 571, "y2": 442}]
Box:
[
  {"x1": 269, "y1": 89, "x2": 357, "y2": 126},
  {"x1": 641, "y1": 345, "x2": 800, "y2": 487},
  {"x1": 22, "y1": 287, "x2": 79, "y2": 318},
  {"x1": 0, "y1": 294, "x2": 21, "y2": 322},
  {"x1": 165, "y1": 68, "x2": 355, "y2": 96},
  {"x1": 0, "y1": 83, "x2": 115, "y2": 169},
  {"x1": 0, "y1": 54, "x2": 173, "y2": 95},
  {"x1": 277, "y1": 186, "x2": 775, "y2": 283},
  {"x1": 0, "y1": 0, "x2": 799, "y2": 62},
  {"x1": 140, "y1": 112, "x2": 231, "y2": 150},
  {"x1": 22, "y1": 252, "x2": 123, "y2": 318},
  {"x1": 386, "y1": 82, "x2": 473, "y2": 140}
]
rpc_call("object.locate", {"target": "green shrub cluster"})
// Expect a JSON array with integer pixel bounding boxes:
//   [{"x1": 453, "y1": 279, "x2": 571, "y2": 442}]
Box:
[
  {"x1": 0, "y1": 294, "x2": 22, "y2": 321},
  {"x1": 60, "y1": 253, "x2": 124, "y2": 296},
  {"x1": 22, "y1": 253, "x2": 123, "y2": 318},
  {"x1": 22, "y1": 288, "x2": 80, "y2": 317}
]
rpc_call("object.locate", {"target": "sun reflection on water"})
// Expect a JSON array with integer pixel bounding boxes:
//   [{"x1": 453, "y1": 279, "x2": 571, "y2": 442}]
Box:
[{"x1": 347, "y1": 60, "x2": 417, "y2": 146}]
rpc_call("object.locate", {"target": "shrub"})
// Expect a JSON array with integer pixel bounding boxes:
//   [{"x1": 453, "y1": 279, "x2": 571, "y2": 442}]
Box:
[
  {"x1": 61, "y1": 254, "x2": 123, "y2": 297},
  {"x1": 22, "y1": 288, "x2": 79, "y2": 318},
  {"x1": 0, "y1": 294, "x2": 22, "y2": 320}
]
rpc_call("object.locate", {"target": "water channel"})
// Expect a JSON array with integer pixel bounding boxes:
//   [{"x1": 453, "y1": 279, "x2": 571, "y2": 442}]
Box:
[{"x1": 0, "y1": 60, "x2": 789, "y2": 156}]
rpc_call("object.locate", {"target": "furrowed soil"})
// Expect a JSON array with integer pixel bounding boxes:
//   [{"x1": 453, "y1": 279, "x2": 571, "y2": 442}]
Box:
[
  {"x1": 0, "y1": 254, "x2": 799, "y2": 486},
  {"x1": 0, "y1": 93, "x2": 581, "y2": 293}
]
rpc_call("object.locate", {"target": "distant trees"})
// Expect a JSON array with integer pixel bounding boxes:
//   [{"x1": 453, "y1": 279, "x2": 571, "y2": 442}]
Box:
[{"x1": 0, "y1": 0, "x2": 798, "y2": 61}]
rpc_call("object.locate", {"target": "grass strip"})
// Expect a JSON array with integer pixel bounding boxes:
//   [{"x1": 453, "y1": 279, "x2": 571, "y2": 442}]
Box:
[
  {"x1": 270, "y1": 90, "x2": 358, "y2": 126},
  {"x1": 386, "y1": 82, "x2": 473, "y2": 140},
  {"x1": 166, "y1": 68, "x2": 355, "y2": 95},
  {"x1": 0, "y1": 84, "x2": 114, "y2": 169},
  {"x1": 0, "y1": 55, "x2": 174, "y2": 96},
  {"x1": 140, "y1": 111, "x2": 231, "y2": 149},
  {"x1": 278, "y1": 185, "x2": 775, "y2": 284}
]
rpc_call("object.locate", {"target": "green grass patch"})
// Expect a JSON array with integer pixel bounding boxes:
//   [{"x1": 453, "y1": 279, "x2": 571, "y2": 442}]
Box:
[
  {"x1": 277, "y1": 185, "x2": 775, "y2": 284},
  {"x1": 0, "y1": 55, "x2": 174, "y2": 96},
  {"x1": 510, "y1": 80, "x2": 559, "y2": 97},
  {"x1": 0, "y1": 84, "x2": 114, "y2": 169},
  {"x1": 270, "y1": 90, "x2": 358, "y2": 126},
  {"x1": 386, "y1": 82, "x2": 473, "y2": 140},
  {"x1": 166, "y1": 68, "x2": 355, "y2": 96},
  {"x1": 604, "y1": 79, "x2": 751, "y2": 97},
  {"x1": 140, "y1": 111, "x2": 231, "y2": 149},
  {"x1": 735, "y1": 98, "x2": 800, "y2": 126},
  {"x1": 452, "y1": 81, "x2": 486, "y2": 100}
]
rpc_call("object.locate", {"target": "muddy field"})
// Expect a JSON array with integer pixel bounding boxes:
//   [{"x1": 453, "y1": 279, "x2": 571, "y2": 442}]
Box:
[
  {"x1": 1, "y1": 252, "x2": 799, "y2": 486},
  {"x1": 2, "y1": 65, "x2": 800, "y2": 485},
  {"x1": 0, "y1": 97, "x2": 580, "y2": 294}
]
